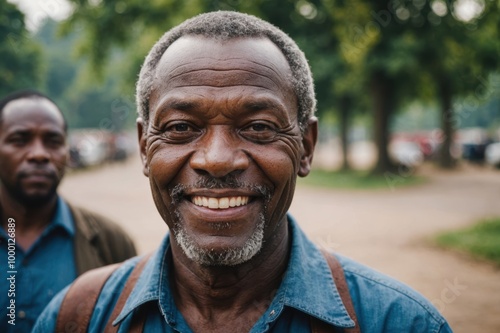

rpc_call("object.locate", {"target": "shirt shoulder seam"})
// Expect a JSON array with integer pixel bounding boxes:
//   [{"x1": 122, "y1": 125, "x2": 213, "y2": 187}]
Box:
[{"x1": 343, "y1": 266, "x2": 445, "y2": 326}]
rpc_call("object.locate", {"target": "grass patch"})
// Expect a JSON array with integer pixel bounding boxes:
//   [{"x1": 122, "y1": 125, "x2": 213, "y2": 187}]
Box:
[
  {"x1": 298, "y1": 169, "x2": 424, "y2": 190},
  {"x1": 436, "y1": 218, "x2": 500, "y2": 265}
]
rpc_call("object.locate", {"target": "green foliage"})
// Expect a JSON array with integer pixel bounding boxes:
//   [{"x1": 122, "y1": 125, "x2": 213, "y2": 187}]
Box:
[
  {"x1": 298, "y1": 168, "x2": 424, "y2": 189},
  {"x1": 35, "y1": 21, "x2": 79, "y2": 102},
  {"x1": 0, "y1": 0, "x2": 42, "y2": 96},
  {"x1": 436, "y1": 218, "x2": 500, "y2": 265},
  {"x1": 8, "y1": 0, "x2": 497, "y2": 171},
  {"x1": 61, "y1": 0, "x2": 204, "y2": 79},
  {"x1": 33, "y1": 19, "x2": 136, "y2": 130},
  {"x1": 413, "y1": 0, "x2": 499, "y2": 99}
]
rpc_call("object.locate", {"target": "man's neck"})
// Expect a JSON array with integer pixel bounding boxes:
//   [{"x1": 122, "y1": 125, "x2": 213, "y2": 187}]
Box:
[
  {"x1": 170, "y1": 222, "x2": 290, "y2": 333},
  {"x1": 0, "y1": 189, "x2": 58, "y2": 250}
]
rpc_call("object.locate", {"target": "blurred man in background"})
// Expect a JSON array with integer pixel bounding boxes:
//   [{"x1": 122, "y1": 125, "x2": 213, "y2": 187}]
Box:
[{"x1": 0, "y1": 90, "x2": 137, "y2": 332}]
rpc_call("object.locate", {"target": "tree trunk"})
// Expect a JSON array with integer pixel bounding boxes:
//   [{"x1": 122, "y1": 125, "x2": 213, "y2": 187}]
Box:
[
  {"x1": 438, "y1": 79, "x2": 456, "y2": 169},
  {"x1": 339, "y1": 95, "x2": 352, "y2": 171},
  {"x1": 370, "y1": 72, "x2": 396, "y2": 175}
]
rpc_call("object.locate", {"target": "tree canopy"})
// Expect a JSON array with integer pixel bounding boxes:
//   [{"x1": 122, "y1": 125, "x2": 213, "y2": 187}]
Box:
[
  {"x1": 0, "y1": 0, "x2": 42, "y2": 96},
  {"x1": 4, "y1": 0, "x2": 498, "y2": 173}
]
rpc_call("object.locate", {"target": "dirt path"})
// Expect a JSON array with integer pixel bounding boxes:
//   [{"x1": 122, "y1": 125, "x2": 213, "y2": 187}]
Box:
[{"x1": 60, "y1": 157, "x2": 500, "y2": 333}]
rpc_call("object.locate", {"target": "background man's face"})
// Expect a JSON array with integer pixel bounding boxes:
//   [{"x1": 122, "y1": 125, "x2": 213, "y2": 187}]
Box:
[
  {"x1": 140, "y1": 36, "x2": 313, "y2": 266},
  {"x1": 0, "y1": 98, "x2": 67, "y2": 206}
]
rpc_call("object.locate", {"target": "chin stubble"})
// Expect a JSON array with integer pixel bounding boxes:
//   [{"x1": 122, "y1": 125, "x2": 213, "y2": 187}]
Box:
[
  {"x1": 174, "y1": 212, "x2": 265, "y2": 267},
  {"x1": 169, "y1": 175, "x2": 271, "y2": 267}
]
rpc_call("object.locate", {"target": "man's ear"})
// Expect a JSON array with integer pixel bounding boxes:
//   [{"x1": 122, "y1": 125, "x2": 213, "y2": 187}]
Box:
[
  {"x1": 298, "y1": 117, "x2": 318, "y2": 177},
  {"x1": 137, "y1": 117, "x2": 149, "y2": 177}
]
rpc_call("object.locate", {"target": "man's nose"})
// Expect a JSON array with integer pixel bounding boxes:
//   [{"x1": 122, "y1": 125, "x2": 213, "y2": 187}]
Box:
[
  {"x1": 189, "y1": 128, "x2": 250, "y2": 178},
  {"x1": 27, "y1": 139, "x2": 50, "y2": 163}
]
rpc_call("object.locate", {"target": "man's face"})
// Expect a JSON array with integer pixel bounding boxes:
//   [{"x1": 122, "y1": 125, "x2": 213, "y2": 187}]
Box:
[
  {"x1": 0, "y1": 98, "x2": 67, "y2": 206},
  {"x1": 139, "y1": 36, "x2": 316, "y2": 266}
]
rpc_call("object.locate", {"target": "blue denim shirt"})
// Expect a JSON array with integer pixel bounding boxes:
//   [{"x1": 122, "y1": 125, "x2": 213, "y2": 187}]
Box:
[
  {"x1": 1, "y1": 197, "x2": 77, "y2": 333},
  {"x1": 33, "y1": 215, "x2": 452, "y2": 332}
]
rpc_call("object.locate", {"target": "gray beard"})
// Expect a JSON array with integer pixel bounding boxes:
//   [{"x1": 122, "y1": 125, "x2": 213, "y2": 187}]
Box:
[
  {"x1": 173, "y1": 212, "x2": 266, "y2": 267},
  {"x1": 169, "y1": 176, "x2": 271, "y2": 267}
]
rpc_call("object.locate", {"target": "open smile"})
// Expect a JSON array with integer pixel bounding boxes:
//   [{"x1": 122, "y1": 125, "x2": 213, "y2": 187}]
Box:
[{"x1": 191, "y1": 195, "x2": 250, "y2": 209}]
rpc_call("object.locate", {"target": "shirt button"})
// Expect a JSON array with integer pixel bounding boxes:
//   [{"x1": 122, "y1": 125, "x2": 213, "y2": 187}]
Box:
[
  {"x1": 18, "y1": 311, "x2": 26, "y2": 319},
  {"x1": 269, "y1": 310, "x2": 276, "y2": 316}
]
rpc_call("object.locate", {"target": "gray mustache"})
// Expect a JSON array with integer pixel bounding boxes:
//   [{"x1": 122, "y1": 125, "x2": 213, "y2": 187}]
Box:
[{"x1": 170, "y1": 175, "x2": 272, "y2": 204}]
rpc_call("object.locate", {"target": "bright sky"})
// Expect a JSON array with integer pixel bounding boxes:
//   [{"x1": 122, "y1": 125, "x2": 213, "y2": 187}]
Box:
[{"x1": 7, "y1": 0, "x2": 73, "y2": 31}]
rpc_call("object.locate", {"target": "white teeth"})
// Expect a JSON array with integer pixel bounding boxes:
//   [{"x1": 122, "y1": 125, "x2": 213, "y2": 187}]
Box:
[
  {"x1": 208, "y1": 198, "x2": 218, "y2": 209},
  {"x1": 191, "y1": 196, "x2": 250, "y2": 209},
  {"x1": 219, "y1": 197, "x2": 229, "y2": 208}
]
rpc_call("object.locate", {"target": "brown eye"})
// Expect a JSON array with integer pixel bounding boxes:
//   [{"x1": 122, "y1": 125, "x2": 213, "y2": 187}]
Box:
[
  {"x1": 165, "y1": 122, "x2": 196, "y2": 133},
  {"x1": 162, "y1": 122, "x2": 201, "y2": 143},
  {"x1": 240, "y1": 122, "x2": 277, "y2": 143},
  {"x1": 8, "y1": 134, "x2": 28, "y2": 146},
  {"x1": 250, "y1": 123, "x2": 270, "y2": 131},
  {"x1": 172, "y1": 123, "x2": 190, "y2": 132},
  {"x1": 46, "y1": 135, "x2": 65, "y2": 147}
]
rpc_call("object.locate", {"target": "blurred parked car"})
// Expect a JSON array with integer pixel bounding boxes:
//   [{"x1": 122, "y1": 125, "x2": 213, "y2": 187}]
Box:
[
  {"x1": 485, "y1": 142, "x2": 500, "y2": 169},
  {"x1": 389, "y1": 141, "x2": 424, "y2": 168},
  {"x1": 392, "y1": 131, "x2": 440, "y2": 161},
  {"x1": 457, "y1": 128, "x2": 491, "y2": 163},
  {"x1": 77, "y1": 138, "x2": 108, "y2": 167},
  {"x1": 68, "y1": 129, "x2": 135, "y2": 168}
]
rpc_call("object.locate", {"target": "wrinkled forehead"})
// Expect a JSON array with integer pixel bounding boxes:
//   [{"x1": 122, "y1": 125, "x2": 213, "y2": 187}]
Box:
[{"x1": 149, "y1": 36, "x2": 295, "y2": 107}]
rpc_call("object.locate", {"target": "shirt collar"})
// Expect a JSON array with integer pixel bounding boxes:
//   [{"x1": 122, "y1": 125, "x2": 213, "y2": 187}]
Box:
[
  {"x1": 0, "y1": 196, "x2": 74, "y2": 239},
  {"x1": 113, "y1": 236, "x2": 171, "y2": 325},
  {"x1": 113, "y1": 214, "x2": 355, "y2": 329},
  {"x1": 279, "y1": 214, "x2": 354, "y2": 327},
  {"x1": 50, "y1": 197, "x2": 75, "y2": 236}
]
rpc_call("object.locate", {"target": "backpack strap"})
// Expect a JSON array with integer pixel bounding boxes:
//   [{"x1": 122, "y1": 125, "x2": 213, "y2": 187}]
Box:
[
  {"x1": 55, "y1": 254, "x2": 151, "y2": 333},
  {"x1": 57, "y1": 251, "x2": 359, "y2": 333},
  {"x1": 104, "y1": 253, "x2": 152, "y2": 332},
  {"x1": 56, "y1": 263, "x2": 120, "y2": 333},
  {"x1": 310, "y1": 250, "x2": 361, "y2": 333}
]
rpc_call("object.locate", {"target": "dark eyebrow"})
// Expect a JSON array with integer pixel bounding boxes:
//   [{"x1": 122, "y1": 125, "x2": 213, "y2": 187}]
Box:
[
  {"x1": 45, "y1": 131, "x2": 66, "y2": 138},
  {"x1": 6, "y1": 128, "x2": 31, "y2": 136},
  {"x1": 242, "y1": 99, "x2": 282, "y2": 112},
  {"x1": 163, "y1": 99, "x2": 201, "y2": 112},
  {"x1": 6, "y1": 128, "x2": 65, "y2": 138}
]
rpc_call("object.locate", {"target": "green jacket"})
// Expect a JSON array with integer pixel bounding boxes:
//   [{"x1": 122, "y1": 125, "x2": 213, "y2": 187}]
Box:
[{"x1": 68, "y1": 203, "x2": 137, "y2": 275}]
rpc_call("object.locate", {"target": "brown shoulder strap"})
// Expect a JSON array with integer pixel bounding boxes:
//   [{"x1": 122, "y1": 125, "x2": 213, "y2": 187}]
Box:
[
  {"x1": 310, "y1": 250, "x2": 361, "y2": 333},
  {"x1": 56, "y1": 254, "x2": 151, "y2": 333},
  {"x1": 56, "y1": 263, "x2": 120, "y2": 333},
  {"x1": 104, "y1": 253, "x2": 152, "y2": 333}
]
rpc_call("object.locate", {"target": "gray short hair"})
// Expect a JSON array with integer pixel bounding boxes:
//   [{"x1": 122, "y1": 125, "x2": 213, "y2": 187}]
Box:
[{"x1": 136, "y1": 11, "x2": 316, "y2": 132}]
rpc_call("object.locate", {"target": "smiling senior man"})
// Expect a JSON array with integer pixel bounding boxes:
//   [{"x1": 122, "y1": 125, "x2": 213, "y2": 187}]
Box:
[{"x1": 34, "y1": 11, "x2": 452, "y2": 333}]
